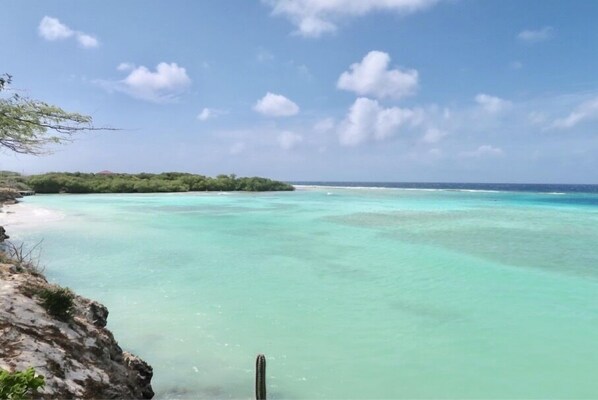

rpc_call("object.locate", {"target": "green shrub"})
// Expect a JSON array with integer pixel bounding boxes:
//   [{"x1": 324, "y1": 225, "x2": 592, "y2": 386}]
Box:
[
  {"x1": 0, "y1": 368, "x2": 45, "y2": 400},
  {"x1": 39, "y1": 287, "x2": 74, "y2": 321}
]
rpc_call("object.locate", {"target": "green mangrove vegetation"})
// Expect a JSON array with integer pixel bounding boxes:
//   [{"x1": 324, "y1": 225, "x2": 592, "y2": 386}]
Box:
[{"x1": 21, "y1": 172, "x2": 294, "y2": 193}]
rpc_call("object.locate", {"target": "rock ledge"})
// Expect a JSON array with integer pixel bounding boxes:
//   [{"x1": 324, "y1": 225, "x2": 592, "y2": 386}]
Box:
[{"x1": 0, "y1": 263, "x2": 154, "y2": 399}]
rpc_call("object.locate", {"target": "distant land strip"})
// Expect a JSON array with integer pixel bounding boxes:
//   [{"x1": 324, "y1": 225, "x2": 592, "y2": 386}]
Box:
[{"x1": 0, "y1": 171, "x2": 294, "y2": 193}]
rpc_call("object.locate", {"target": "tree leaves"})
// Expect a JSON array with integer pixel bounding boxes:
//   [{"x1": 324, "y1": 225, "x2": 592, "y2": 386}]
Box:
[{"x1": 0, "y1": 74, "x2": 94, "y2": 155}]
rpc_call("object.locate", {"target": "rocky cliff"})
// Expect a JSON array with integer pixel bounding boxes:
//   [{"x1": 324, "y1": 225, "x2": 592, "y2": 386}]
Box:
[{"x1": 0, "y1": 261, "x2": 154, "y2": 399}]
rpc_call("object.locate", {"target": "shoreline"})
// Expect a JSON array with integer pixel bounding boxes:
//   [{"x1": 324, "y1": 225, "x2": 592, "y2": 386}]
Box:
[
  {"x1": 0, "y1": 202, "x2": 65, "y2": 230},
  {"x1": 0, "y1": 199, "x2": 154, "y2": 398}
]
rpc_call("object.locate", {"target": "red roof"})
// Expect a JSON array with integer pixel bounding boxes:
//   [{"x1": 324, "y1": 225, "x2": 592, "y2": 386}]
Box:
[{"x1": 97, "y1": 170, "x2": 114, "y2": 175}]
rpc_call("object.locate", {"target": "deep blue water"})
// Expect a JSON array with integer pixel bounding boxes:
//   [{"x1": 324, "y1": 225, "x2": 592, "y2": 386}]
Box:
[
  {"x1": 292, "y1": 181, "x2": 598, "y2": 194},
  {"x1": 292, "y1": 182, "x2": 598, "y2": 207}
]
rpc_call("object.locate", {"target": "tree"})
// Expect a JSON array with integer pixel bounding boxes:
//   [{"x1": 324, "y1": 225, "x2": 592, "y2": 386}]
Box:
[{"x1": 0, "y1": 74, "x2": 103, "y2": 155}]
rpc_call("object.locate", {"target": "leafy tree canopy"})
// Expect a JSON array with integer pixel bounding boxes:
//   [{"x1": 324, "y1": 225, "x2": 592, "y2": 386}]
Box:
[{"x1": 0, "y1": 74, "x2": 95, "y2": 155}]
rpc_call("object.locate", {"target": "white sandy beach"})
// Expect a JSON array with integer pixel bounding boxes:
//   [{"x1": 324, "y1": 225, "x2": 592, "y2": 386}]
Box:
[{"x1": 0, "y1": 202, "x2": 65, "y2": 230}]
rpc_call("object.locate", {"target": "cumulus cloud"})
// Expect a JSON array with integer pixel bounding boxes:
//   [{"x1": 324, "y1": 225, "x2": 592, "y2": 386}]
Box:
[
  {"x1": 338, "y1": 97, "x2": 423, "y2": 146},
  {"x1": 100, "y1": 62, "x2": 191, "y2": 103},
  {"x1": 76, "y1": 33, "x2": 99, "y2": 48},
  {"x1": 277, "y1": 131, "x2": 303, "y2": 150},
  {"x1": 518, "y1": 27, "x2": 554, "y2": 43},
  {"x1": 38, "y1": 16, "x2": 99, "y2": 48},
  {"x1": 460, "y1": 145, "x2": 504, "y2": 158},
  {"x1": 198, "y1": 107, "x2": 228, "y2": 121},
  {"x1": 254, "y1": 92, "x2": 300, "y2": 117},
  {"x1": 549, "y1": 97, "x2": 598, "y2": 129},
  {"x1": 475, "y1": 93, "x2": 511, "y2": 113},
  {"x1": 338, "y1": 51, "x2": 418, "y2": 99},
  {"x1": 263, "y1": 0, "x2": 440, "y2": 37},
  {"x1": 38, "y1": 16, "x2": 73, "y2": 40}
]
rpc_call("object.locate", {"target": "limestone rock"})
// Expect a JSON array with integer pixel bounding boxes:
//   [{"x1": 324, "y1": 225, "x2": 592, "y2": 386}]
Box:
[
  {"x1": 0, "y1": 263, "x2": 154, "y2": 399},
  {"x1": 85, "y1": 300, "x2": 109, "y2": 328},
  {"x1": 0, "y1": 225, "x2": 9, "y2": 243}
]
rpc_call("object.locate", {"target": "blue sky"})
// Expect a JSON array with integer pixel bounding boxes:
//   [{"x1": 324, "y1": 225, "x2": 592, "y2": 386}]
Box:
[{"x1": 2, "y1": 0, "x2": 598, "y2": 183}]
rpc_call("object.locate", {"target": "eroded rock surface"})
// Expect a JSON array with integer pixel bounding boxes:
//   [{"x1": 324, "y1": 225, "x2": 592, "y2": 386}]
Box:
[
  {"x1": 0, "y1": 226, "x2": 8, "y2": 242},
  {"x1": 0, "y1": 263, "x2": 154, "y2": 399}
]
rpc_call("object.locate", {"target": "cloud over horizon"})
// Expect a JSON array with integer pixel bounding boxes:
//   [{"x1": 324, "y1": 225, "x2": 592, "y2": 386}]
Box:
[
  {"x1": 338, "y1": 97, "x2": 423, "y2": 146},
  {"x1": 460, "y1": 145, "x2": 504, "y2": 158},
  {"x1": 549, "y1": 97, "x2": 598, "y2": 129},
  {"x1": 277, "y1": 131, "x2": 304, "y2": 150}
]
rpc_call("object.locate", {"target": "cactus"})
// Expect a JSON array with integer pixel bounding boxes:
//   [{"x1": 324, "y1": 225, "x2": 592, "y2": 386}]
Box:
[{"x1": 255, "y1": 354, "x2": 267, "y2": 400}]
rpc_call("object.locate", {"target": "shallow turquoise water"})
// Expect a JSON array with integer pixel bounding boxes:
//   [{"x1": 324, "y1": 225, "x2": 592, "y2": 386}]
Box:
[{"x1": 11, "y1": 188, "x2": 598, "y2": 399}]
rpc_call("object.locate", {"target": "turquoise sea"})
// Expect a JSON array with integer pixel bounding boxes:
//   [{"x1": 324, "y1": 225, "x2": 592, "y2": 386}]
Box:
[{"x1": 10, "y1": 185, "x2": 598, "y2": 399}]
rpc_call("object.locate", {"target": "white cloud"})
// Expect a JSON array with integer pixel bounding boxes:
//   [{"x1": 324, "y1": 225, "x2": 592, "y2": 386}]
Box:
[
  {"x1": 460, "y1": 145, "x2": 504, "y2": 158},
  {"x1": 253, "y1": 92, "x2": 300, "y2": 117},
  {"x1": 117, "y1": 62, "x2": 135, "y2": 71},
  {"x1": 38, "y1": 16, "x2": 99, "y2": 48},
  {"x1": 105, "y1": 62, "x2": 191, "y2": 103},
  {"x1": 421, "y1": 128, "x2": 447, "y2": 144},
  {"x1": 314, "y1": 117, "x2": 335, "y2": 133},
  {"x1": 277, "y1": 131, "x2": 303, "y2": 150},
  {"x1": 39, "y1": 16, "x2": 73, "y2": 40},
  {"x1": 198, "y1": 108, "x2": 212, "y2": 121},
  {"x1": 475, "y1": 93, "x2": 511, "y2": 113},
  {"x1": 337, "y1": 51, "x2": 418, "y2": 99},
  {"x1": 549, "y1": 97, "x2": 598, "y2": 129},
  {"x1": 76, "y1": 33, "x2": 99, "y2": 48},
  {"x1": 338, "y1": 97, "x2": 423, "y2": 146},
  {"x1": 198, "y1": 107, "x2": 228, "y2": 121},
  {"x1": 518, "y1": 27, "x2": 554, "y2": 43},
  {"x1": 263, "y1": 0, "x2": 440, "y2": 37}
]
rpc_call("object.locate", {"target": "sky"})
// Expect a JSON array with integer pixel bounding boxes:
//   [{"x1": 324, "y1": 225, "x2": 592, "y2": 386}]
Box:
[{"x1": 2, "y1": 0, "x2": 598, "y2": 183}]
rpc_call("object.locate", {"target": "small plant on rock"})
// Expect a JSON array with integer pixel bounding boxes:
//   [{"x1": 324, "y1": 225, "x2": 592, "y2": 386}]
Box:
[
  {"x1": 2, "y1": 240, "x2": 44, "y2": 275},
  {"x1": 39, "y1": 287, "x2": 75, "y2": 321},
  {"x1": 0, "y1": 367, "x2": 45, "y2": 400}
]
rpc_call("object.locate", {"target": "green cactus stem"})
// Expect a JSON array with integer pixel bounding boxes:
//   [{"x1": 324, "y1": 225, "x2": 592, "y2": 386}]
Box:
[{"x1": 255, "y1": 354, "x2": 267, "y2": 400}]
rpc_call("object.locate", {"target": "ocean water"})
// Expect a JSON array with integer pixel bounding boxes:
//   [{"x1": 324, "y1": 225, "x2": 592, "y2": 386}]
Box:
[{"x1": 9, "y1": 185, "x2": 598, "y2": 399}]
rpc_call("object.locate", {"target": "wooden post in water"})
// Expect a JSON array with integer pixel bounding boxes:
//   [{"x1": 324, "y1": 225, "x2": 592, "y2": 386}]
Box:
[{"x1": 255, "y1": 354, "x2": 267, "y2": 400}]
